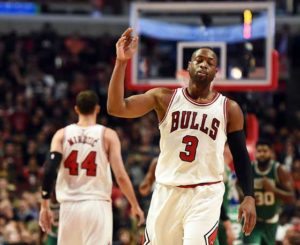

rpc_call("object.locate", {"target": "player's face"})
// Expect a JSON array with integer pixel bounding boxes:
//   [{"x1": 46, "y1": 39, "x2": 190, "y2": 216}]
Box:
[
  {"x1": 256, "y1": 145, "x2": 272, "y2": 163},
  {"x1": 188, "y1": 48, "x2": 217, "y2": 85}
]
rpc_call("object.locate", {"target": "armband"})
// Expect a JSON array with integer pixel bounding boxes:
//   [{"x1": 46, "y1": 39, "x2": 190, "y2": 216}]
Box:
[
  {"x1": 227, "y1": 130, "x2": 254, "y2": 197},
  {"x1": 41, "y1": 152, "x2": 62, "y2": 199}
]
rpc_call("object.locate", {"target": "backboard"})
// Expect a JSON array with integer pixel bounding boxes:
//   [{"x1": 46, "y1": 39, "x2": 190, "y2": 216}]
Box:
[{"x1": 127, "y1": 2, "x2": 277, "y2": 91}]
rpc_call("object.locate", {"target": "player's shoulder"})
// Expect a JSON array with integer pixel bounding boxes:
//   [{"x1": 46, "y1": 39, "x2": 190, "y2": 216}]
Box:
[
  {"x1": 224, "y1": 96, "x2": 239, "y2": 108},
  {"x1": 55, "y1": 127, "x2": 65, "y2": 136},
  {"x1": 102, "y1": 127, "x2": 119, "y2": 141},
  {"x1": 146, "y1": 87, "x2": 176, "y2": 97},
  {"x1": 51, "y1": 128, "x2": 65, "y2": 143},
  {"x1": 224, "y1": 97, "x2": 242, "y2": 115}
]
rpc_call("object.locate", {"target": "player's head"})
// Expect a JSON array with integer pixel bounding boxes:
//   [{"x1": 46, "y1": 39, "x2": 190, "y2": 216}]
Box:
[
  {"x1": 255, "y1": 139, "x2": 272, "y2": 165},
  {"x1": 75, "y1": 90, "x2": 100, "y2": 116},
  {"x1": 187, "y1": 47, "x2": 218, "y2": 86}
]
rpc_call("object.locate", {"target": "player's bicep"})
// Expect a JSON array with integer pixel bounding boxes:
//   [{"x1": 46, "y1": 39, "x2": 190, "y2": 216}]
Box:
[
  {"x1": 50, "y1": 129, "x2": 64, "y2": 153},
  {"x1": 123, "y1": 92, "x2": 156, "y2": 118},
  {"x1": 226, "y1": 99, "x2": 244, "y2": 133}
]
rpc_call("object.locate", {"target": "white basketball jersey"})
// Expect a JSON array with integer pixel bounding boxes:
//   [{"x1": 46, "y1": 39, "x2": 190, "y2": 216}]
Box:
[
  {"x1": 157, "y1": 88, "x2": 228, "y2": 186},
  {"x1": 56, "y1": 124, "x2": 112, "y2": 203}
]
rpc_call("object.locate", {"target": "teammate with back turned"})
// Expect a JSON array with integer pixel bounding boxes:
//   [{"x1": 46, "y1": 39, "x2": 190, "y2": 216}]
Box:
[
  {"x1": 39, "y1": 90, "x2": 144, "y2": 245},
  {"x1": 107, "y1": 28, "x2": 256, "y2": 245}
]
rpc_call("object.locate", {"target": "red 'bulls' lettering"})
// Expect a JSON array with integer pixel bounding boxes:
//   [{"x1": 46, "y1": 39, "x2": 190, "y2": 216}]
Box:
[{"x1": 170, "y1": 111, "x2": 220, "y2": 140}]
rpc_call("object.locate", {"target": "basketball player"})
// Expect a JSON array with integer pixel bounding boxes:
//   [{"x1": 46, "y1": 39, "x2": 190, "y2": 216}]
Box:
[
  {"x1": 243, "y1": 140, "x2": 295, "y2": 245},
  {"x1": 39, "y1": 90, "x2": 144, "y2": 245},
  {"x1": 139, "y1": 155, "x2": 235, "y2": 245},
  {"x1": 107, "y1": 28, "x2": 256, "y2": 245}
]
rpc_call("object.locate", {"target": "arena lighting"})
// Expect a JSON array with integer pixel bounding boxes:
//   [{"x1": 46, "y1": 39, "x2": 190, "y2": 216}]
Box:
[
  {"x1": 0, "y1": 2, "x2": 39, "y2": 15},
  {"x1": 243, "y1": 9, "x2": 252, "y2": 39},
  {"x1": 230, "y1": 67, "x2": 242, "y2": 80}
]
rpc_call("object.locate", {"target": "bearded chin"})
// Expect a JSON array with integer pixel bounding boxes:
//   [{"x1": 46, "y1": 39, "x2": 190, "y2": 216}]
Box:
[
  {"x1": 257, "y1": 159, "x2": 271, "y2": 167},
  {"x1": 194, "y1": 74, "x2": 209, "y2": 84}
]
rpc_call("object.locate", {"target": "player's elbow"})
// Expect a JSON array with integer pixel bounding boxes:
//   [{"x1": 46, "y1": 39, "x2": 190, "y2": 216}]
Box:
[
  {"x1": 107, "y1": 105, "x2": 116, "y2": 116},
  {"x1": 107, "y1": 101, "x2": 126, "y2": 117},
  {"x1": 107, "y1": 104, "x2": 121, "y2": 116}
]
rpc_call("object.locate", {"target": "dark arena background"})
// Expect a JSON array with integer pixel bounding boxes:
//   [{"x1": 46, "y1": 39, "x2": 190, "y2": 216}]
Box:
[{"x1": 0, "y1": 1, "x2": 299, "y2": 244}]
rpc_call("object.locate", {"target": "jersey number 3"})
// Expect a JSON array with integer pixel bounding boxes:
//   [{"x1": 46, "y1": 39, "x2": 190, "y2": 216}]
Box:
[
  {"x1": 180, "y1": 135, "x2": 199, "y2": 162},
  {"x1": 64, "y1": 150, "x2": 97, "y2": 176}
]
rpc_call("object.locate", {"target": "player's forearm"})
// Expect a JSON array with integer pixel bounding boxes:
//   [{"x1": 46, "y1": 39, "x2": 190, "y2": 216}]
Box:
[
  {"x1": 116, "y1": 175, "x2": 140, "y2": 208},
  {"x1": 144, "y1": 170, "x2": 156, "y2": 185},
  {"x1": 40, "y1": 199, "x2": 50, "y2": 209},
  {"x1": 107, "y1": 60, "x2": 128, "y2": 116},
  {"x1": 41, "y1": 151, "x2": 62, "y2": 199},
  {"x1": 228, "y1": 130, "x2": 254, "y2": 197}
]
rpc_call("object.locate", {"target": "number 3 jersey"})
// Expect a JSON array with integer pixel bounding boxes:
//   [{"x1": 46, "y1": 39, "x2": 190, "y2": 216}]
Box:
[
  {"x1": 157, "y1": 88, "x2": 228, "y2": 186},
  {"x1": 55, "y1": 124, "x2": 112, "y2": 203}
]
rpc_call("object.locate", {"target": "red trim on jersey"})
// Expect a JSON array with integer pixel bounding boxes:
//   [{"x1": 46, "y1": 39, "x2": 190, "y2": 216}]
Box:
[
  {"x1": 182, "y1": 88, "x2": 220, "y2": 106},
  {"x1": 177, "y1": 180, "x2": 221, "y2": 188},
  {"x1": 158, "y1": 89, "x2": 177, "y2": 126},
  {"x1": 204, "y1": 221, "x2": 219, "y2": 245},
  {"x1": 223, "y1": 97, "x2": 228, "y2": 134}
]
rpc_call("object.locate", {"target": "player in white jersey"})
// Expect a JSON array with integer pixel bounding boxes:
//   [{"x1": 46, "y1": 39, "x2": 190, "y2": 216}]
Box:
[
  {"x1": 39, "y1": 90, "x2": 144, "y2": 245},
  {"x1": 107, "y1": 28, "x2": 256, "y2": 245}
]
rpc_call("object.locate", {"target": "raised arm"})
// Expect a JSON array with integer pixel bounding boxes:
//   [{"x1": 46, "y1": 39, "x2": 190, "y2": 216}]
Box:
[
  {"x1": 104, "y1": 127, "x2": 145, "y2": 225},
  {"x1": 107, "y1": 28, "x2": 157, "y2": 118},
  {"x1": 226, "y1": 99, "x2": 256, "y2": 236}
]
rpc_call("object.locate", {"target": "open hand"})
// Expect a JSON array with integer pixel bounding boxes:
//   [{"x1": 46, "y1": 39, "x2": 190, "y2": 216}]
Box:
[
  {"x1": 116, "y1": 28, "x2": 138, "y2": 61},
  {"x1": 39, "y1": 208, "x2": 53, "y2": 233},
  {"x1": 238, "y1": 196, "x2": 256, "y2": 236},
  {"x1": 131, "y1": 205, "x2": 145, "y2": 226}
]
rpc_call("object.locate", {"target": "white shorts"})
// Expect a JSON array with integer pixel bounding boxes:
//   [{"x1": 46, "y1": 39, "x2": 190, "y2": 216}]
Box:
[
  {"x1": 144, "y1": 182, "x2": 224, "y2": 245},
  {"x1": 58, "y1": 200, "x2": 112, "y2": 245}
]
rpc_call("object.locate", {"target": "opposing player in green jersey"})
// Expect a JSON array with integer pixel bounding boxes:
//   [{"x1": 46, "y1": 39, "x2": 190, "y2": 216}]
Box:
[{"x1": 243, "y1": 140, "x2": 295, "y2": 245}]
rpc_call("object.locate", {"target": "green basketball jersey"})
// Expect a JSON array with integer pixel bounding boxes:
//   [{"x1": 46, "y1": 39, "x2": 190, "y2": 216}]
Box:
[
  {"x1": 253, "y1": 160, "x2": 281, "y2": 221},
  {"x1": 222, "y1": 164, "x2": 232, "y2": 210}
]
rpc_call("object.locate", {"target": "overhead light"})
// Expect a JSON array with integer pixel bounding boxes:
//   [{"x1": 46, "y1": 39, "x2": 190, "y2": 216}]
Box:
[{"x1": 230, "y1": 67, "x2": 242, "y2": 80}]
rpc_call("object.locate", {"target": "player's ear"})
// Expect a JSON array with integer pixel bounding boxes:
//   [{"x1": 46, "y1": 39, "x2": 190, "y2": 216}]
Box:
[
  {"x1": 187, "y1": 61, "x2": 191, "y2": 71},
  {"x1": 96, "y1": 105, "x2": 100, "y2": 114},
  {"x1": 74, "y1": 106, "x2": 79, "y2": 115},
  {"x1": 214, "y1": 67, "x2": 218, "y2": 77}
]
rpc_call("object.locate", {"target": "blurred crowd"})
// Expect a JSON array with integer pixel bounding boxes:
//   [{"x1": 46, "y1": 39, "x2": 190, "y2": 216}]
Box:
[
  {"x1": 0, "y1": 2, "x2": 299, "y2": 244},
  {"x1": 0, "y1": 23, "x2": 161, "y2": 244}
]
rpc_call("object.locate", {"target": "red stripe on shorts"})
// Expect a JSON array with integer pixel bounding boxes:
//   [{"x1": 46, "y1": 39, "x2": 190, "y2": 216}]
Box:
[{"x1": 177, "y1": 181, "x2": 221, "y2": 188}]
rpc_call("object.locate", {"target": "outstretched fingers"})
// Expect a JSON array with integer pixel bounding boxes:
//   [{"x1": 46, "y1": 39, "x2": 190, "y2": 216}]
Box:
[
  {"x1": 137, "y1": 212, "x2": 145, "y2": 226},
  {"x1": 121, "y1": 27, "x2": 133, "y2": 37},
  {"x1": 240, "y1": 210, "x2": 256, "y2": 236}
]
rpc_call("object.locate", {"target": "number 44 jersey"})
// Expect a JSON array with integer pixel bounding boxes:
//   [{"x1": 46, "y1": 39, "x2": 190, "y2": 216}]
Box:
[
  {"x1": 157, "y1": 88, "x2": 228, "y2": 186},
  {"x1": 56, "y1": 124, "x2": 112, "y2": 203}
]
